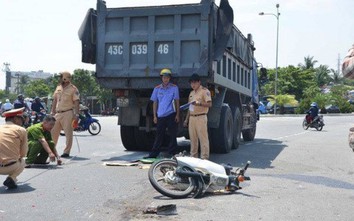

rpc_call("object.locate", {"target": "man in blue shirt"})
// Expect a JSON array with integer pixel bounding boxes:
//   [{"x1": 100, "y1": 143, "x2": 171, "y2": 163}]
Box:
[{"x1": 145, "y1": 68, "x2": 180, "y2": 158}]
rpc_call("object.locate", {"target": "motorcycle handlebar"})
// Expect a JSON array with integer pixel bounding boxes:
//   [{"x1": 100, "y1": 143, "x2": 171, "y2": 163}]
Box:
[{"x1": 244, "y1": 161, "x2": 251, "y2": 171}]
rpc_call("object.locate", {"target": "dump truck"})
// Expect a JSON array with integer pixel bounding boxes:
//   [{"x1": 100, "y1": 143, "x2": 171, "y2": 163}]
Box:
[{"x1": 79, "y1": 0, "x2": 260, "y2": 153}]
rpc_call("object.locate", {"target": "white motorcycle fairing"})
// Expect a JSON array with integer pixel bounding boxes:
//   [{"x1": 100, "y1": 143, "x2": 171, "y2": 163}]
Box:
[{"x1": 175, "y1": 156, "x2": 229, "y2": 190}]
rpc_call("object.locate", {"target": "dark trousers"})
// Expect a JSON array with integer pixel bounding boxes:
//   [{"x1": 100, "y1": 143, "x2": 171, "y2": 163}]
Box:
[{"x1": 151, "y1": 113, "x2": 177, "y2": 155}]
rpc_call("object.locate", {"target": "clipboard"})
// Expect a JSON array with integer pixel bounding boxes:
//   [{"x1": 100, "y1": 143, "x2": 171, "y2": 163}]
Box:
[{"x1": 180, "y1": 102, "x2": 194, "y2": 111}]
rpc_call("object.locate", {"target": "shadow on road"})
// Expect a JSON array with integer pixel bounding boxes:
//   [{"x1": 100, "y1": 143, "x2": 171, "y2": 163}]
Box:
[
  {"x1": 100, "y1": 137, "x2": 286, "y2": 170},
  {"x1": 210, "y1": 138, "x2": 287, "y2": 169},
  {"x1": 0, "y1": 183, "x2": 36, "y2": 194}
]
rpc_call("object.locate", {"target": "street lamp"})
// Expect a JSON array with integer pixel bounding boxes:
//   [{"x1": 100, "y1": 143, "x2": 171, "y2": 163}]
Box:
[{"x1": 259, "y1": 4, "x2": 280, "y2": 114}]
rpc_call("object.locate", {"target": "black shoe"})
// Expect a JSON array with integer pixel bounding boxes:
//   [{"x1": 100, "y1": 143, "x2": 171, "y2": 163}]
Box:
[
  {"x1": 3, "y1": 177, "x2": 17, "y2": 189},
  {"x1": 61, "y1": 153, "x2": 70, "y2": 158},
  {"x1": 143, "y1": 153, "x2": 159, "y2": 159},
  {"x1": 25, "y1": 164, "x2": 32, "y2": 168},
  {"x1": 162, "y1": 153, "x2": 174, "y2": 158}
]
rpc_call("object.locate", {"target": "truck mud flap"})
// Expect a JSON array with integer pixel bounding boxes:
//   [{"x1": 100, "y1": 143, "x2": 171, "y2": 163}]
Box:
[{"x1": 213, "y1": 0, "x2": 234, "y2": 61}]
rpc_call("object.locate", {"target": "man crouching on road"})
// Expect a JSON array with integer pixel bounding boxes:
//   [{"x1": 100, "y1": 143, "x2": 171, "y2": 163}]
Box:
[
  {"x1": 0, "y1": 107, "x2": 28, "y2": 190},
  {"x1": 26, "y1": 115, "x2": 62, "y2": 167}
]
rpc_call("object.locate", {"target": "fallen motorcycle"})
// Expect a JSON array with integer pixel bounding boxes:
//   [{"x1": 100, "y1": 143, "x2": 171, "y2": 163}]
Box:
[
  {"x1": 302, "y1": 114, "x2": 324, "y2": 131},
  {"x1": 148, "y1": 156, "x2": 251, "y2": 199}
]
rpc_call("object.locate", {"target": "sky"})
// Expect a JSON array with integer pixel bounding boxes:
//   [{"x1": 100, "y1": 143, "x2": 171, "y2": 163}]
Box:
[{"x1": 1, "y1": 0, "x2": 353, "y2": 90}]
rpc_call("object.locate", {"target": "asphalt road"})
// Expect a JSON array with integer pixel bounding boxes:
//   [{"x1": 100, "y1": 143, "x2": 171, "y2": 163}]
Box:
[{"x1": 1, "y1": 115, "x2": 354, "y2": 221}]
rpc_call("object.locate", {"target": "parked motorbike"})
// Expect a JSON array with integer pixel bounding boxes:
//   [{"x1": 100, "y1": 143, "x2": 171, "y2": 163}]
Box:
[
  {"x1": 148, "y1": 155, "x2": 251, "y2": 199},
  {"x1": 60, "y1": 110, "x2": 101, "y2": 135},
  {"x1": 30, "y1": 109, "x2": 47, "y2": 125},
  {"x1": 302, "y1": 114, "x2": 324, "y2": 131}
]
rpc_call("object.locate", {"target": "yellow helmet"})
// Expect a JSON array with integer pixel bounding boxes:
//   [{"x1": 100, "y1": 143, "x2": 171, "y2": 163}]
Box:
[{"x1": 160, "y1": 68, "x2": 172, "y2": 76}]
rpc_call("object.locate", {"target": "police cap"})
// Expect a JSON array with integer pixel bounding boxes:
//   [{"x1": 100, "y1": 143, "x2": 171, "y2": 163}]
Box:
[{"x1": 2, "y1": 107, "x2": 25, "y2": 118}]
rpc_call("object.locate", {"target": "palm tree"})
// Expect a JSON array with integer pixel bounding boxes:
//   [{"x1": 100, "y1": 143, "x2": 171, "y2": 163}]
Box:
[
  {"x1": 315, "y1": 65, "x2": 330, "y2": 87},
  {"x1": 298, "y1": 55, "x2": 318, "y2": 70},
  {"x1": 329, "y1": 68, "x2": 342, "y2": 84}
]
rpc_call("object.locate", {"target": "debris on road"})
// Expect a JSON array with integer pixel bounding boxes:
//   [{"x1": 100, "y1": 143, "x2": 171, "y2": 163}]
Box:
[{"x1": 143, "y1": 204, "x2": 177, "y2": 216}]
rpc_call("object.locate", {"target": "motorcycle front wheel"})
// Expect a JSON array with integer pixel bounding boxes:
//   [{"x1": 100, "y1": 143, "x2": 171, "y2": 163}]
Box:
[
  {"x1": 148, "y1": 159, "x2": 196, "y2": 199},
  {"x1": 316, "y1": 124, "x2": 323, "y2": 131},
  {"x1": 88, "y1": 122, "x2": 101, "y2": 135},
  {"x1": 302, "y1": 119, "x2": 309, "y2": 130}
]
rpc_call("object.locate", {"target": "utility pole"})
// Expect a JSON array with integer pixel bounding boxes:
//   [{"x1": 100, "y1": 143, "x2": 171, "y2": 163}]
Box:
[
  {"x1": 259, "y1": 4, "x2": 280, "y2": 114},
  {"x1": 2, "y1": 62, "x2": 11, "y2": 93},
  {"x1": 337, "y1": 54, "x2": 341, "y2": 76}
]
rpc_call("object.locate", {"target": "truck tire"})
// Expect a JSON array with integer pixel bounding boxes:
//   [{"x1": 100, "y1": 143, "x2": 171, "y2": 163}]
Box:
[
  {"x1": 210, "y1": 105, "x2": 233, "y2": 153},
  {"x1": 232, "y1": 107, "x2": 242, "y2": 149},
  {"x1": 242, "y1": 127, "x2": 256, "y2": 141},
  {"x1": 121, "y1": 126, "x2": 138, "y2": 150}
]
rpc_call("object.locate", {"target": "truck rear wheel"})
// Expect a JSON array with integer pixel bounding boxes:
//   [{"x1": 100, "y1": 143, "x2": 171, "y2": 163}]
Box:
[
  {"x1": 210, "y1": 105, "x2": 233, "y2": 153},
  {"x1": 232, "y1": 107, "x2": 242, "y2": 149},
  {"x1": 134, "y1": 128, "x2": 155, "y2": 151},
  {"x1": 121, "y1": 126, "x2": 138, "y2": 150}
]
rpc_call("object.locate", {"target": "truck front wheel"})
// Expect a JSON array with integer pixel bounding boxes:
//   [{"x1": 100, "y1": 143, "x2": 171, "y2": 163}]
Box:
[{"x1": 242, "y1": 127, "x2": 256, "y2": 141}]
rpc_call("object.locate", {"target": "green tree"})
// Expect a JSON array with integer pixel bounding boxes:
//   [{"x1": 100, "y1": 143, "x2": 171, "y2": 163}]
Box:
[
  {"x1": 45, "y1": 75, "x2": 61, "y2": 94},
  {"x1": 23, "y1": 79, "x2": 51, "y2": 98},
  {"x1": 71, "y1": 69, "x2": 98, "y2": 102},
  {"x1": 298, "y1": 55, "x2": 318, "y2": 70},
  {"x1": 0, "y1": 90, "x2": 6, "y2": 100},
  {"x1": 96, "y1": 87, "x2": 115, "y2": 110},
  {"x1": 315, "y1": 65, "x2": 331, "y2": 87},
  {"x1": 260, "y1": 65, "x2": 316, "y2": 101},
  {"x1": 329, "y1": 69, "x2": 342, "y2": 84},
  {"x1": 275, "y1": 94, "x2": 298, "y2": 114}
]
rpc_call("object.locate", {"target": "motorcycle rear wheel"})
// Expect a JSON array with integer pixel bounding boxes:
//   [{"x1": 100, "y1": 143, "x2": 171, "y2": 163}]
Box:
[
  {"x1": 148, "y1": 159, "x2": 196, "y2": 199},
  {"x1": 88, "y1": 121, "x2": 101, "y2": 135}
]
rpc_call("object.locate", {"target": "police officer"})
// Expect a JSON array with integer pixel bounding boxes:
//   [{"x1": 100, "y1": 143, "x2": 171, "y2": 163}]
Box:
[
  {"x1": 26, "y1": 115, "x2": 62, "y2": 166},
  {"x1": 0, "y1": 107, "x2": 28, "y2": 189},
  {"x1": 145, "y1": 68, "x2": 180, "y2": 158},
  {"x1": 50, "y1": 71, "x2": 80, "y2": 158},
  {"x1": 183, "y1": 73, "x2": 212, "y2": 159}
]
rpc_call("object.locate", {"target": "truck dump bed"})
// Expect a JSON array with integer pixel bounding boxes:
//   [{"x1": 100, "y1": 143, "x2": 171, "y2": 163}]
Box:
[{"x1": 79, "y1": 0, "x2": 255, "y2": 95}]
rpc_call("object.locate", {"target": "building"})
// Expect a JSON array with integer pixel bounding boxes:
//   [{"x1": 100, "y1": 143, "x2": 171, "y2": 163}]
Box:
[{"x1": 6, "y1": 70, "x2": 53, "y2": 93}]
